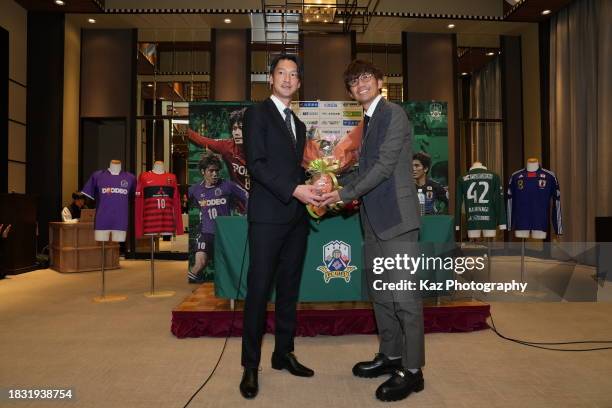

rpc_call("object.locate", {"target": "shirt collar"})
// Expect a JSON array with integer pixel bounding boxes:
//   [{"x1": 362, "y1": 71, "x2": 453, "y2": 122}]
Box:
[
  {"x1": 270, "y1": 94, "x2": 292, "y2": 117},
  {"x1": 365, "y1": 94, "x2": 384, "y2": 118}
]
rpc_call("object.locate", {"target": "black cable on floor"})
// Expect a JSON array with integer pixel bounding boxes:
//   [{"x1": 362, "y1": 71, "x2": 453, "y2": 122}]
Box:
[
  {"x1": 487, "y1": 312, "x2": 612, "y2": 352},
  {"x1": 182, "y1": 238, "x2": 249, "y2": 408}
]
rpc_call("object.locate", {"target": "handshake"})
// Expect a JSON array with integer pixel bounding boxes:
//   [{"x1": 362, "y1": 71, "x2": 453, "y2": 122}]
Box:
[{"x1": 293, "y1": 184, "x2": 341, "y2": 209}]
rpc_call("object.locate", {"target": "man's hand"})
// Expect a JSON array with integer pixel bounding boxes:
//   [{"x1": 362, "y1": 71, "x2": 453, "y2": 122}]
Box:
[
  {"x1": 293, "y1": 185, "x2": 323, "y2": 206},
  {"x1": 319, "y1": 190, "x2": 341, "y2": 207}
]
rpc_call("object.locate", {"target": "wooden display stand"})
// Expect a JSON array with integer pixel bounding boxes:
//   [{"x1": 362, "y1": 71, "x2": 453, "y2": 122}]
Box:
[{"x1": 49, "y1": 222, "x2": 120, "y2": 273}]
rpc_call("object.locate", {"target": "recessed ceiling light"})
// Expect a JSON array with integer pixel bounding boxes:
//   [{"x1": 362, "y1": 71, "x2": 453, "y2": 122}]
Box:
[
  {"x1": 224, "y1": 18, "x2": 232, "y2": 24},
  {"x1": 88, "y1": 18, "x2": 96, "y2": 24},
  {"x1": 461, "y1": 72, "x2": 468, "y2": 76},
  {"x1": 486, "y1": 52, "x2": 495, "y2": 56},
  {"x1": 305, "y1": 18, "x2": 310, "y2": 22},
  {"x1": 541, "y1": 9, "x2": 551, "y2": 15},
  {"x1": 324, "y1": 19, "x2": 328, "y2": 23},
  {"x1": 338, "y1": 20, "x2": 344, "y2": 24},
  {"x1": 55, "y1": 0, "x2": 65, "y2": 5},
  {"x1": 146, "y1": 83, "x2": 153, "y2": 87},
  {"x1": 447, "y1": 24, "x2": 455, "y2": 29},
  {"x1": 159, "y1": 96, "x2": 164, "y2": 100}
]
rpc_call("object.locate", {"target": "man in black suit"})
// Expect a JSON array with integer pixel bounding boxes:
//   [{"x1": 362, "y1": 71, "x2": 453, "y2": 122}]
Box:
[{"x1": 239, "y1": 54, "x2": 321, "y2": 399}]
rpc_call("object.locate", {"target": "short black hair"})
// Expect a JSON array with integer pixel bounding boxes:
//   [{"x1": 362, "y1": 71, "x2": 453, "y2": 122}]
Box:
[
  {"x1": 229, "y1": 108, "x2": 246, "y2": 128},
  {"x1": 343, "y1": 59, "x2": 384, "y2": 92},
  {"x1": 269, "y1": 53, "x2": 302, "y2": 80},
  {"x1": 72, "y1": 192, "x2": 84, "y2": 200},
  {"x1": 413, "y1": 151, "x2": 432, "y2": 172},
  {"x1": 198, "y1": 154, "x2": 222, "y2": 172}
]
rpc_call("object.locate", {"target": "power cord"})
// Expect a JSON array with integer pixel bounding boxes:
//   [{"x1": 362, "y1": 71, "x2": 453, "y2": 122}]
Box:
[
  {"x1": 487, "y1": 309, "x2": 612, "y2": 352},
  {"x1": 182, "y1": 236, "x2": 249, "y2": 408}
]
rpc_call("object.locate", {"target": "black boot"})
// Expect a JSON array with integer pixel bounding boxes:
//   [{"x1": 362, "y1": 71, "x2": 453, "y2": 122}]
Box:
[
  {"x1": 375, "y1": 369, "x2": 424, "y2": 402},
  {"x1": 352, "y1": 354, "x2": 403, "y2": 378}
]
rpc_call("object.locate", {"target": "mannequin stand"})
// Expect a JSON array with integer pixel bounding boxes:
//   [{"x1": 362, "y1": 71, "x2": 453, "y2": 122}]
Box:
[
  {"x1": 144, "y1": 235, "x2": 175, "y2": 298},
  {"x1": 487, "y1": 237, "x2": 492, "y2": 283},
  {"x1": 93, "y1": 241, "x2": 128, "y2": 303},
  {"x1": 513, "y1": 238, "x2": 547, "y2": 298},
  {"x1": 520, "y1": 238, "x2": 526, "y2": 283}
]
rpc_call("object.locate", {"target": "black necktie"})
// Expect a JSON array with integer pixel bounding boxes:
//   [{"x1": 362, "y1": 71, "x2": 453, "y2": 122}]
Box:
[
  {"x1": 363, "y1": 114, "x2": 371, "y2": 137},
  {"x1": 284, "y1": 107, "x2": 296, "y2": 145}
]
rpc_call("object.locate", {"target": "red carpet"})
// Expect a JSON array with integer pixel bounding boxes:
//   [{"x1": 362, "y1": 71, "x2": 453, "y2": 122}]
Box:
[{"x1": 171, "y1": 304, "x2": 490, "y2": 338}]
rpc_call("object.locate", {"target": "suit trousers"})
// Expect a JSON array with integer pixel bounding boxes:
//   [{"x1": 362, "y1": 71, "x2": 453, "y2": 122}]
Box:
[
  {"x1": 241, "y1": 215, "x2": 309, "y2": 368},
  {"x1": 362, "y1": 209, "x2": 425, "y2": 369}
]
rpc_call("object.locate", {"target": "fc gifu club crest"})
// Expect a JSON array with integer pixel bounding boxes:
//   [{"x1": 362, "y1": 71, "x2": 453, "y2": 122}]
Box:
[{"x1": 317, "y1": 240, "x2": 357, "y2": 283}]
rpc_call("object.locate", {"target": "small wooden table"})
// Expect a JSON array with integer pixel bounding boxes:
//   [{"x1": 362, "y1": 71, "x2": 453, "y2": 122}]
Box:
[{"x1": 49, "y1": 222, "x2": 119, "y2": 273}]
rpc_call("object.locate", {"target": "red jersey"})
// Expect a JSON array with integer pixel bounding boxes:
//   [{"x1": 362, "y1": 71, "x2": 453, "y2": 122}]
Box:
[
  {"x1": 135, "y1": 171, "x2": 184, "y2": 237},
  {"x1": 187, "y1": 129, "x2": 250, "y2": 191}
]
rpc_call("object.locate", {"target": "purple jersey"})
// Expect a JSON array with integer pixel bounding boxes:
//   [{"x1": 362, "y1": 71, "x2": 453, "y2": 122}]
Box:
[
  {"x1": 82, "y1": 170, "x2": 136, "y2": 231},
  {"x1": 188, "y1": 180, "x2": 248, "y2": 234}
]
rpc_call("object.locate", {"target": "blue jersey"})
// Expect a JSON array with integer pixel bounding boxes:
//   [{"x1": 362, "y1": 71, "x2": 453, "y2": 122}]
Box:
[
  {"x1": 507, "y1": 167, "x2": 562, "y2": 235},
  {"x1": 188, "y1": 180, "x2": 248, "y2": 234}
]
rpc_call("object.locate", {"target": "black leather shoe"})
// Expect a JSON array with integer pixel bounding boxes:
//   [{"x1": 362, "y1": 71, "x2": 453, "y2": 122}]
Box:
[
  {"x1": 239, "y1": 368, "x2": 258, "y2": 399},
  {"x1": 375, "y1": 369, "x2": 424, "y2": 402},
  {"x1": 271, "y1": 352, "x2": 314, "y2": 377},
  {"x1": 352, "y1": 354, "x2": 403, "y2": 378}
]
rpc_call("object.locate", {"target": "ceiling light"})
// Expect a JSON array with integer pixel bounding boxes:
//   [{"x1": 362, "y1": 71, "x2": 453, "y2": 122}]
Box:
[
  {"x1": 461, "y1": 72, "x2": 468, "y2": 76},
  {"x1": 447, "y1": 24, "x2": 455, "y2": 29},
  {"x1": 224, "y1": 18, "x2": 232, "y2": 24},
  {"x1": 324, "y1": 19, "x2": 328, "y2": 23},
  {"x1": 55, "y1": 0, "x2": 65, "y2": 5},
  {"x1": 338, "y1": 20, "x2": 344, "y2": 24},
  {"x1": 305, "y1": 18, "x2": 310, "y2": 22},
  {"x1": 88, "y1": 18, "x2": 96, "y2": 24},
  {"x1": 486, "y1": 52, "x2": 495, "y2": 56},
  {"x1": 541, "y1": 9, "x2": 551, "y2": 15},
  {"x1": 146, "y1": 83, "x2": 153, "y2": 87}
]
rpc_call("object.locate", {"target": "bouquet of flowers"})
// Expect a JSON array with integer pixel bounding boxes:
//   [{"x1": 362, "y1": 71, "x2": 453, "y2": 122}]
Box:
[{"x1": 302, "y1": 122, "x2": 363, "y2": 218}]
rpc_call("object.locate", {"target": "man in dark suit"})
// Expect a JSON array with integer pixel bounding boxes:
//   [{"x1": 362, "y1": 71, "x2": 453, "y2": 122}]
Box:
[
  {"x1": 320, "y1": 60, "x2": 424, "y2": 402},
  {"x1": 239, "y1": 54, "x2": 321, "y2": 399}
]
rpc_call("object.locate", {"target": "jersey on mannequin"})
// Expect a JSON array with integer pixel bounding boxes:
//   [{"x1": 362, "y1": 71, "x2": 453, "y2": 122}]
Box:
[
  {"x1": 507, "y1": 158, "x2": 563, "y2": 240},
  {"x1": 455, "y1": 161, "x2": 507, "y2": 239}
]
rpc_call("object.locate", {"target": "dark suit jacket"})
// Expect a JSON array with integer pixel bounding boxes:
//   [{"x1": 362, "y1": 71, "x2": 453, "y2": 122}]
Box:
[
  {"x1": 339, "y1": 98, "x2": 420, "y2": 240},
  {"x1": 243, "y1": 97, "x2": 307, "y2": 224}
]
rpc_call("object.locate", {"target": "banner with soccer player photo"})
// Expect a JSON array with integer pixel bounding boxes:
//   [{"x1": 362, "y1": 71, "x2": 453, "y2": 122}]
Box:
[
  {"x1": 401, "y1": 101, "x2": 449, "y2": 216},
  {"x1": 187, "y1": 102, "x2": 253, "y2": 283}
]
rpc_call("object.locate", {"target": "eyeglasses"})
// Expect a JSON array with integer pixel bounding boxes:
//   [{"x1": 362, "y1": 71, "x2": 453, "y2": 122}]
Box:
[{"x1": 348, "y1": 72, "x2": 374, "y2": 87}]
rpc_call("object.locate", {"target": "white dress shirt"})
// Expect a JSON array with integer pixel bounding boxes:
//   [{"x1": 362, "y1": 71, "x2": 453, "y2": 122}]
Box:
[
  {"x1": 270, "y1": 94, "x2": 297, "y2": 139},
  {"x1": 365, "y1": 94, "x2": 384, "y2": 119}
]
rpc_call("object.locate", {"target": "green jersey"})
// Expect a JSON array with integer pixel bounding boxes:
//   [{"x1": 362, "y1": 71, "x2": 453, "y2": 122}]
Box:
[{"x1": 455, "y1": 168, "x2": 507, "y2": 231}]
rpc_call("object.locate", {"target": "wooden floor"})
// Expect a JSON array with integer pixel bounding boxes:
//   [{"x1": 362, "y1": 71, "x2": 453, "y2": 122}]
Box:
[{"x1": 173, "y1": 282, "x2": 487, "y2": 312}]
